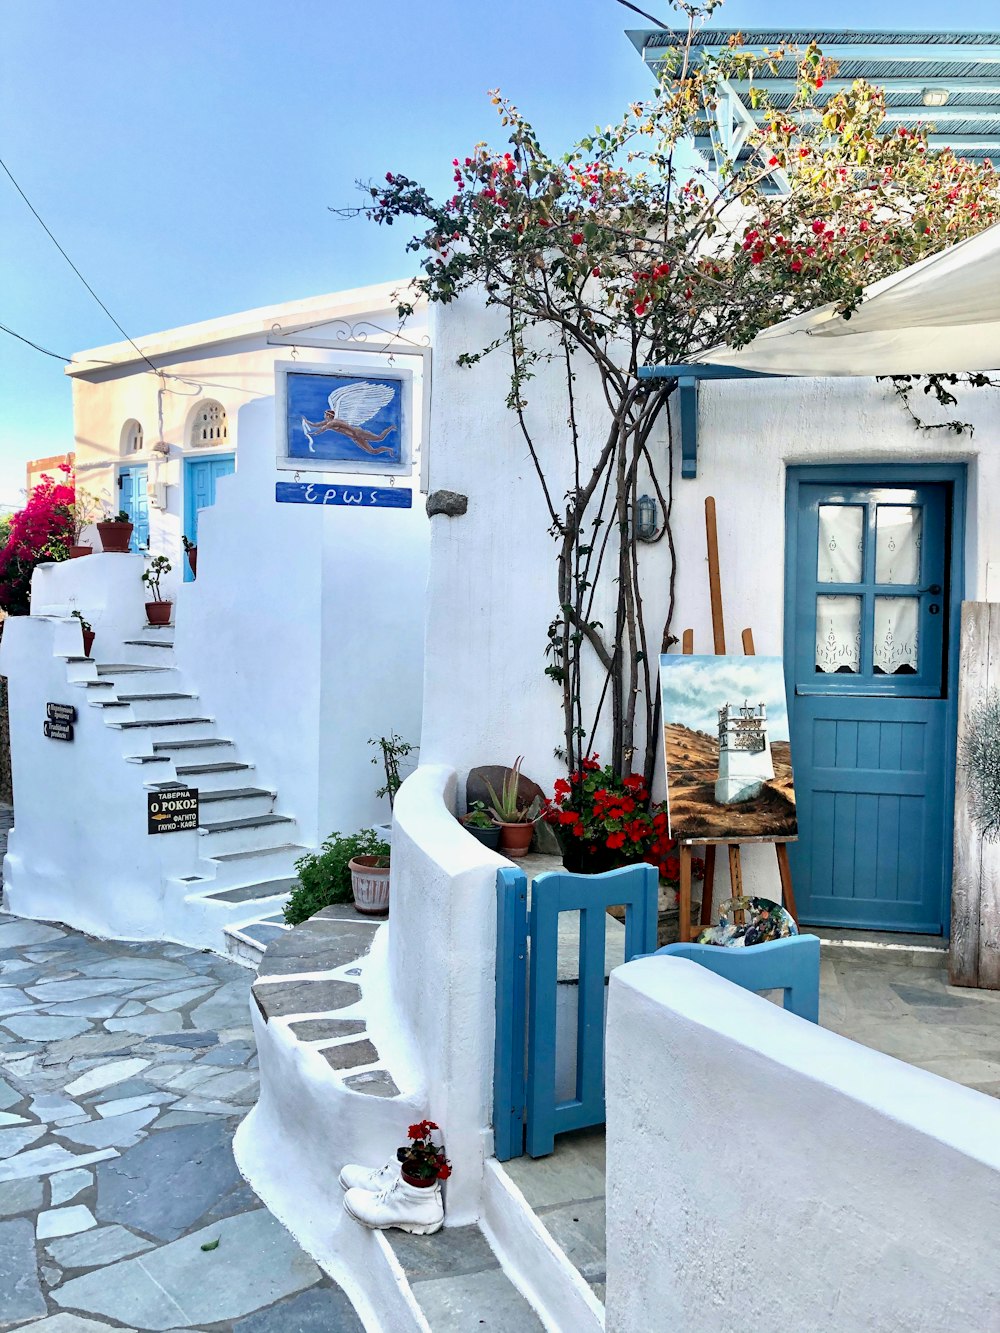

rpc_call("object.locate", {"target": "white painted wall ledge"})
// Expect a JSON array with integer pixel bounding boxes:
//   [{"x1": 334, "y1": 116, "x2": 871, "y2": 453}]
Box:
[{"x1": 605, "y1": 956, "x2": 1000, "y2": 1333}]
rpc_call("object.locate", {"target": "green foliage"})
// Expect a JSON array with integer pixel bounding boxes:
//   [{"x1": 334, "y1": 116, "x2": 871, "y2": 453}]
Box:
[
  {"x1": 461, "y1": 800, "x2": 495, "y2": 829},
  {"x1": 369, "y1": 733, "x2": 417, "y2": 809},
  {"x1": 141, "y1": 555, "x2": 171, "y2": 602},
  {"x1": 284, "y1": 829, "x2": 391, "y2": 925}
]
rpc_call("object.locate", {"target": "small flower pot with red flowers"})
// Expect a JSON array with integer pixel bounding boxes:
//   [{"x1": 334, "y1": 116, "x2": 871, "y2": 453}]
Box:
[
  {"x1": 97, "y1": 510, "x2": 134, "y2": 553},
  {"x1": 398, "y1": 1121, "x2": 452, "y2": 1189},
  {"x1": 484, "y1": 757, "x2": 541, "y2": 858}
]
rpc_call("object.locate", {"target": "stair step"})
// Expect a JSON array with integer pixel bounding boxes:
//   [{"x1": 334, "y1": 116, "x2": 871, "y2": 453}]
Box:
[
  {"x1": 124, "y1": 755, "x2": 172, "y2": 766},
  {"x1": 199, "y1": 878, "x2": 298, "y2": 904},
  {"x1": 109, "y1": 717, "x2": 213, "y2": 730},
  {"x1": 176, "y1": 762, "x2": 251, "y2": 777},
  {"x1": 124, "y1": 639, "x2": 174, "y2": 649},
  {"x1": 199, "y1": 814, "x2": 294, "y2": 835},
  {"x1": 96, "y1": 664, "x2": 168, "y2": 675},
  {"x1": 211, "y1": 843, "x2": 308, "y2": 864},
  {"x1": 114, "y1": 692, "x2": 195, "y2": 702},
  {"x1": 199, "y1": 787, "x2": 276, "y2": 804},
  {"x1": 153, "y1": 738, "x2": 234, "y2": 752},
  {"x1": 83, "y1": 681, "x2": 116, "y2": 690}
]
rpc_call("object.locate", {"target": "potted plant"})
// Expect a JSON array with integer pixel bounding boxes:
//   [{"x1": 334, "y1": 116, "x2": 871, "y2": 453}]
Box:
[
  {"x1": 72, "y1": 610, "x2": 95, "y2": 658},
  {"x1": 68, "y1": 486, "x2": 100, "y2": 558},
  {"x1": 182, "y1": 535, "x2": 197, "y2": 579},
  {"x1": 284, "y1": 829, "x2": 392, "y2": 924},
  {"x1": 97, "y1": 507, "x2": 134, "y2": 554},
  {"x1": 484, "y1": 757, "x2": 541, "y2": 858},
  {"x1": 459, "y1": 801, "x2": 502, "y2": 850},
  {"x1": 141, "y1": 554, "x2": 173, "y2": 626},
  {"x1": 348, "y1": 841, "x2": 392, "y2": 917},
  {"x1": 397, "y1": 1120, "x2": 451, "y2": 1189}
]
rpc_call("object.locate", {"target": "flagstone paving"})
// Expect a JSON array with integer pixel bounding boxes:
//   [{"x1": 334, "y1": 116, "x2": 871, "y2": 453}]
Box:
[{"x1": 0, "y1": 905, "x2": 364, "y2": 1332}]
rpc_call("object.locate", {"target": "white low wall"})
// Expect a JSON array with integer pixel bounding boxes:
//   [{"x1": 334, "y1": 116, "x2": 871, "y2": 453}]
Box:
[
  {"x1": 605, "y1": 956, "x2": 1000, "y2": 1333},
  {"x1": 388, "y1": 763, "x2": 508, "y2": 1224}
]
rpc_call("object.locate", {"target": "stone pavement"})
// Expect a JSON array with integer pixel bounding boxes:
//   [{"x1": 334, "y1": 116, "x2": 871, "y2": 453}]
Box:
[{"x1": 0, "y1": 906, "x2": 363, "y2": 1331}]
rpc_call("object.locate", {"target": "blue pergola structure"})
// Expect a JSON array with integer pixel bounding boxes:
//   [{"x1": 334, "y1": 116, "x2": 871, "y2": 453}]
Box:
[
  {"x1": 638, "y1": 365, "x2": 776, "y2": 480},
  {"x1": 627, "y1": 28, "x2": 1000, "y2": 192}
]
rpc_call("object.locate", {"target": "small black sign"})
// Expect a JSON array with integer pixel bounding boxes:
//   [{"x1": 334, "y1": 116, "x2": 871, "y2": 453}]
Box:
[
  {"x1": 147, "y1": 786, "x2": 200, "y2": 835},
  {"x1": 46, "y1": 703, "x2": 77, "y2": 724},
  {"x1": 43, "y1": 719, "x2": 74, "y2": 742}
]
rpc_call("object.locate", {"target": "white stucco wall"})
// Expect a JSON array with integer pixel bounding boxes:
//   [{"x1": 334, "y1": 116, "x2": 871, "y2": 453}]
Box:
[
  {"x1": 604, "y1": 955, "x2": 1000, "y2": 1333},
  {"x1": 419, "y1": 292, "x2": 1000, "y2": 905}
]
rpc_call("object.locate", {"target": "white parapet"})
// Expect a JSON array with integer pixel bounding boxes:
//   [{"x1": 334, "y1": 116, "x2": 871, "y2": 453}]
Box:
[{"x1": 604, "y1": 956, "x2": 1000, "y2": 1333}]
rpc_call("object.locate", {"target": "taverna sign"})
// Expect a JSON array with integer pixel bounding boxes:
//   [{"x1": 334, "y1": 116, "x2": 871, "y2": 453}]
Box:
[{"x1": 275, "y1": 482, "x2": 412, "y2": 509}]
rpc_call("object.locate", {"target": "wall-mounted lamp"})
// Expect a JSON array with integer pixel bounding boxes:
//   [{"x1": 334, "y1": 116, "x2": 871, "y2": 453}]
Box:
[
  {"x1": 636, "y1": 493, "x2": 658, "y2": 542},
  {"x1": 921, "y1": 88, "x2": 950, "y2": 108}
]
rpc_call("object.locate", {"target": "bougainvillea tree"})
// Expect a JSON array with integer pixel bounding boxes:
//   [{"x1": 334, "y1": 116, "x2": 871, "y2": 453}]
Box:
[
  {"x1": 345, "y1": 0, "x2": 1000, "y2": 781},
  {"x1": 0, "y1": 467, "x2": 74, "y2": 617}
]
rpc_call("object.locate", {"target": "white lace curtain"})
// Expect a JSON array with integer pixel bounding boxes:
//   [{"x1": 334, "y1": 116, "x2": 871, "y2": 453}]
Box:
[{"x1": 815, "y1": 504, "x2": 921, "y2": 675}]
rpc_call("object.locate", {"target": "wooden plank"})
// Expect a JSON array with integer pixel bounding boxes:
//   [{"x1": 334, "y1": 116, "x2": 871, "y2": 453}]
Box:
[
  {"x1": 682, "y1": 628, "x2": 694, "y2": 655},
  {"x1": 979, "y1": 604, "x2": 1000, "y2": 988},
  {"x1": 741, "y1": 627, "x2": 756, "y2": 655},
  {"x1": 705, "y1": 497, "x2": 726, "y2": 654},
  {"x1": 700, "y1": 844, "x2": 716, "y2": 927},
  {"x1": 951, "y1": 602, "x2": 988, "y2": 987},
  {"x1": 678, "y1": 845, "x2": 693, "y2": 943},
  {"x1": 776, "y1": 842, "x2": 798, "y2": 924},
  {"x1": 680, "y1": 835, "x2": 798, "y2": 846}
]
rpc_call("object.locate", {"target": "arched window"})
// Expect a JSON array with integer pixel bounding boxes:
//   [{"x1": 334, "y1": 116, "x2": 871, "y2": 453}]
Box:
[
  {"x1": 121, "y1": 419, "x2": 144, "y2": 454},
  {"x1": 191, "y1": 401, "x2": 228, "y2": 447}
]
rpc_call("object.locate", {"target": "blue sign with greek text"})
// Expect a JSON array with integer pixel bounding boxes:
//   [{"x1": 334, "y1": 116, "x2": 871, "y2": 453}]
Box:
[{"x1": 275, "y1": 482, "x2": 412, "y2": 509}]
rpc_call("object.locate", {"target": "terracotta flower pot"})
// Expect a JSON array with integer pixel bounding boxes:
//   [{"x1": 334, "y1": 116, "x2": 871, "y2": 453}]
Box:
[
  {"x1": 400, "y1": 1168, "x2": 438, "y2": 1189},
  {"x1": 498, "y1": 821, "x2": 535, "y2": 858},
  {"x1": 68, "y1": 545, "x2": 92, "y2": 559},
  {"x1": 348, "y1": 854, "x2": 390, "y2": 916},
  {"x1": 82, "y1": 630, "x2": 95, "y2": 657},
  {"x1": 97, "y1": 521, "x2": 133, "y2": 553},
  {"x1": 145, "y1": 600, "x2": 172, "y2": 626},
  {"x1": 186, "y1": 546, "x2": 198, "y2": 578}
]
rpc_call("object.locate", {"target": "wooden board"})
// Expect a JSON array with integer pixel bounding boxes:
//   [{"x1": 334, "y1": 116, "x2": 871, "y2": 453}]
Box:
[{"x1": 951, "y1": 602, "x2": 1000, "y2": 988}]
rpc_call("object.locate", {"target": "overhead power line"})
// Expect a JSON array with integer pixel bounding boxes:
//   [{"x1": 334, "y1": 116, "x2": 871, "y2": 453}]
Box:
[
  {"x1": 0, "y1": 155, "x2": 160, "y2": 376},
  {"x1": 0, "y1": 321, "x2": 70, "y2": 362}
]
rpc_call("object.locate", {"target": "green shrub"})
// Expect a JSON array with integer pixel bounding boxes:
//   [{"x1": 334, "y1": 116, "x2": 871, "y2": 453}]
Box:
[{"x1": 284, "y1": 829, "x2": 390, "y2": 925}]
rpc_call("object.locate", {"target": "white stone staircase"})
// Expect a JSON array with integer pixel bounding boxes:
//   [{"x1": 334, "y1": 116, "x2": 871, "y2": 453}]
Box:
[{"x1": 62, "y1": 622, "x2": 298, "y2": 966}]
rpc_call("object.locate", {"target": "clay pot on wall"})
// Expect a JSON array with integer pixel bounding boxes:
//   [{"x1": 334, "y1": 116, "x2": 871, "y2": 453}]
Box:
[
  {"x1": 186, "y1": 546, "x2": 198, "y2": 578},
  {"x1": 68, "y1": 545, "x2": 92, "y2": 559},
  {"x1": 348, "y1": 854, "x2": 390, "y2": 916},
  {"x1": 82, "y1": 630, "x2": 95, "y2": 657},
  {"x1": 145, "y1": 601, "x2": 173, "y2": 626},
  {"x1": 97, "y1": 522, "x2": 133, "y2": 553}
]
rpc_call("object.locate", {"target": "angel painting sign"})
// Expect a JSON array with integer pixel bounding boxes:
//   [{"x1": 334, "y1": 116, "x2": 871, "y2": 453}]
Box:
[{"x1": 278, "y1": 366, "x2": 410, "y2": 474}]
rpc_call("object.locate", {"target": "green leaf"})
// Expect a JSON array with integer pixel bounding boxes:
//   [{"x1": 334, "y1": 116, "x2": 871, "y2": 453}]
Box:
[{"x1": 201, "y1": 1238, "x2": 220, "y2": 1252}]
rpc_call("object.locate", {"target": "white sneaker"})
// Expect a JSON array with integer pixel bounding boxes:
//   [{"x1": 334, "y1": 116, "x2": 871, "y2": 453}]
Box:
[
  {"x1": 338, "y1": 1158, "x2": 400, "y2": 1193},
  {"x1": 343, "y1": 1176, "x2": 444, "y2": 1235}
]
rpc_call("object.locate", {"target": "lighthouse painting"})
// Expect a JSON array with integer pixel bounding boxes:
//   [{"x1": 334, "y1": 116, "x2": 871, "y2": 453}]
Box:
[{"x1": 658, "y1": 654, "x2": 797, "y2": 841}]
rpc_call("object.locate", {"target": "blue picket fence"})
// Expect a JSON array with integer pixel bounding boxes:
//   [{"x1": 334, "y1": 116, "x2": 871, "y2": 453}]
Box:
[{"x1": 494, "y1": 863, "x2": 658, "y2": 1161}]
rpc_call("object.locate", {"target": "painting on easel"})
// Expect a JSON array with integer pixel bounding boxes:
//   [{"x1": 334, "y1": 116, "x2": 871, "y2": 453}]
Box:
[{"x1": 659, "y1": 654, "x2": 797, "y2": 841}]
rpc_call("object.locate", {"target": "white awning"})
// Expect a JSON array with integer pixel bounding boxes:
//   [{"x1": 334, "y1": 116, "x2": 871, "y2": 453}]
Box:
[{"x1": 693, "y1": 222, "x2": 1000, "y2": 377}]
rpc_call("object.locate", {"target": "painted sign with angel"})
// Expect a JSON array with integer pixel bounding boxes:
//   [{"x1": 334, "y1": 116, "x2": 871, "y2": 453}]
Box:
[{"x1": 284, "y1": 371, "x2": 404, "y2": 467}]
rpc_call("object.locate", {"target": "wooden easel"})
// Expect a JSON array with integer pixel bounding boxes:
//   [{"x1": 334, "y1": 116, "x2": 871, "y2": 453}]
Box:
[{"x1": 676, "y1": 497, "x2": 798, "y2": 943}]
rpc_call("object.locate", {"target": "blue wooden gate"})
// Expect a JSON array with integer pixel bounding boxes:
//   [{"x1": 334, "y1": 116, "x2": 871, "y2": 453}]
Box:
[
  {"x1": 183, "y1": 455, "x2": 235, "y2": 581},
  {"x1": 118, "y1": 465, "x2": 149, "y2": 553},
  {"x1": 494, "y1": 863, "x2": 657, "y2": 1161},
  {"x1": 785, "y1": 466, "x2": 965, "y2": 934}
]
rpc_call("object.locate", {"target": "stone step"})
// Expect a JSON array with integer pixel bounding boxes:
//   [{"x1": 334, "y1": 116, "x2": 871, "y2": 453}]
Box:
[
  {"x1": 96, "y1": 663, "x2": 169, "y2": 676},
  {"x1": 200, "y1": 813, "x2": 294, "y2": 835},
  {"x1": 123, "y1": 639, "x2": 174, "y2": 649},
  {"x1": 210, "y1": 842, "x2": 308, "y2": 865},
  {"x1": 197, "y1": 878, "x2": 299, "y2": 905},
  {"x1": 175, "y1": 761, "x2": 255, "y2": 793},
  {"x1": 152, "y1": 737, "x2": 234, "y2": 754},
  {"x1": 176, "y1": 761, "x2": 252, "y2": 776},
  {"x1": 108, "y1": 716, "x2": 213, "y2": 731},
  {"x1": 196, "y1": 788, "x2": 276, "y2": 824},
  {"x1": 199, "y1": 786, "x2": 275, "y2": 804},
  {"x1": 199, "y1": 814, "x2": 298, "y2": 856}
]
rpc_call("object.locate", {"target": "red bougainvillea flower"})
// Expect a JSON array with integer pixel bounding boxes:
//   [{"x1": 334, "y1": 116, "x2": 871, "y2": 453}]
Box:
[
  {"x1": 606, "y1": 831, "x2": 627, "y2": 850},
  {"x1": 571, "y1": 232, "x2": 584, "y2": 245}
]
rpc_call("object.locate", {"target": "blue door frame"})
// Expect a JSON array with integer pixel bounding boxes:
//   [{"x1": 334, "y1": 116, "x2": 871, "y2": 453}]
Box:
[
  {"x1": 183, "y1": 454, "x2": 235, "y2": 581},
  {"x1": 118, "y1": 465, "x2": 149, "y2": 553},
  {"x1": 784, "y1": 464, "x2": 965, "y2": 936}
]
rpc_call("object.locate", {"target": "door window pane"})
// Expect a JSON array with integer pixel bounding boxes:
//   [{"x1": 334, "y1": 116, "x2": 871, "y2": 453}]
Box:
[
  {"x1": 874, "y1": 597, "x2": 919, "y2": 675},
  {"x1": 816, "y1": 595, "x2": 861, "y2": 674},
  {"x1": 875, "y1": 505, "x2": 922, "y2": 585},
  {"x1": 818, "y1": 505, "x2": 864, "y2": 583}
]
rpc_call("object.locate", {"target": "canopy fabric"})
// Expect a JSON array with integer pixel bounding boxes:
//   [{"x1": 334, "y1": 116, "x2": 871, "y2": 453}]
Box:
[{"x1": 693, "y1": 222, "x2": 1000, "y2": 377}]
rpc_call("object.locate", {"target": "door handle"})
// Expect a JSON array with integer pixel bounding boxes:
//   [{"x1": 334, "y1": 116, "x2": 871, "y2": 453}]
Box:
[{"x1": 921, "y1": 584, "x2": 942, "y2": 595}]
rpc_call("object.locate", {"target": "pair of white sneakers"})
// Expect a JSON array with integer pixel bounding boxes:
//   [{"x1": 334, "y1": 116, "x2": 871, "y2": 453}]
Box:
[{"x1": 340, "y1": 1157, "x2": 444, "y2": 1235}]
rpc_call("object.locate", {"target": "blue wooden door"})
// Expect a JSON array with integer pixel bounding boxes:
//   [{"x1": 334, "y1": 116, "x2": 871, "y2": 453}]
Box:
[
  {"x1": 183, "y1": 455, "x2": 234, "y2": 581},
  {"x1": 119, "y1": 465, "x2": 149, "y2": 552},
  {"x1": 786, "y1": 471, "x2": 962, "y2": 935}
]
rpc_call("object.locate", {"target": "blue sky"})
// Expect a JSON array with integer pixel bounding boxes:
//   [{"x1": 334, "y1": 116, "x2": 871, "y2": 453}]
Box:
[
  {"x1": 2, "y1": 0, "x2": 998, "y2": 505},
  {"x1": 660, "y1": 654, "x2": 790, "y2": 739}
]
